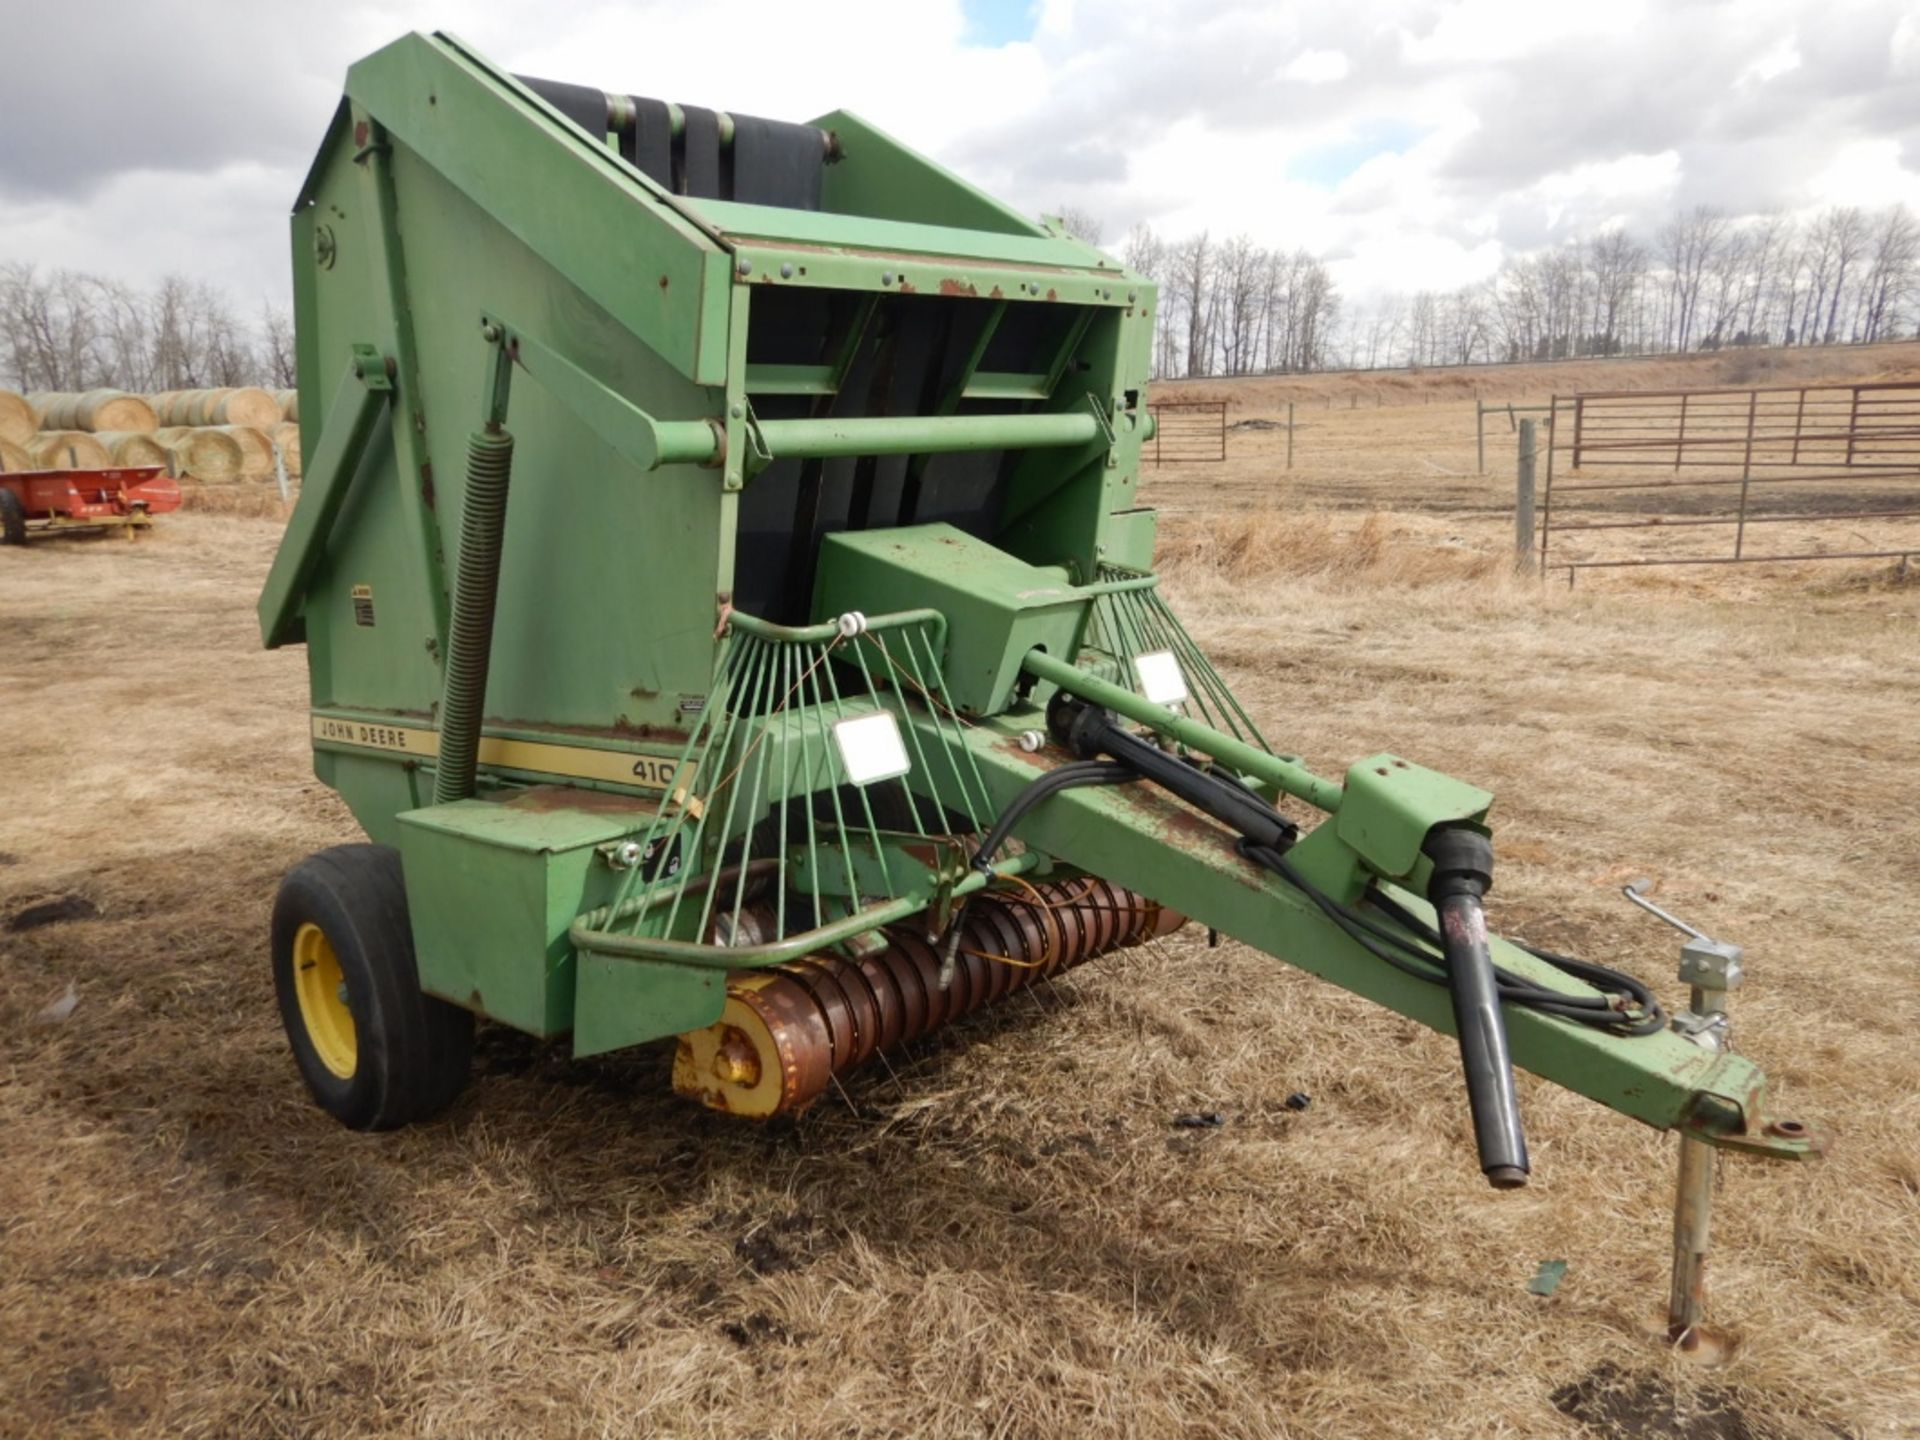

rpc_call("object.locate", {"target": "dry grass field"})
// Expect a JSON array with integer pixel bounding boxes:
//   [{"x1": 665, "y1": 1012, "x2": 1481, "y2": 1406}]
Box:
[{"x1": 3, "y1": 348, "x2": 1919, "y2": 1438}]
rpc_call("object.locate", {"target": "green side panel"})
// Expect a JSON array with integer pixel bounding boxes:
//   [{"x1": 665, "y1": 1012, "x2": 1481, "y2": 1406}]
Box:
[
  {"x1": 1102, "y1": 509, "x2": 1158, "y2": 572},
  {"x1": 290, "y1": 85, "x2": 729, "y2": 843},
  {"x1": 345, "y1": 33, "x2": 731, "y2": 385},
  {"x1": 808, "y1": 109, "x2": 1053, "y2": 238},
  {"x1": 570, "y1": 957, "x2": 725, "y2": 1059},
  {"x1": 395, "y1": 796, "x2": 635, "y2": 1035},
  {"x1": 812, "y1": 525, "x2": 1088, "y2": 716},
  {"x1": 377, "y1": 141, "x2": 722, "y2": 732},
  {"x1": 330, "y1": 754, "x2": 425, "y2": 849},
  {"x1": 686, "y1": 199, "x2": 1109, "y2": 271}
]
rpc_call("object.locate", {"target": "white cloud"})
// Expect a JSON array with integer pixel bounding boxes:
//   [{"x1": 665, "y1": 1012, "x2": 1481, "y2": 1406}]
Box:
[
  {"x1": 0, "y1": 0, "x2": 1915, "y2": 315},
  {"x1": 1739, "y1": 34, "x2": 1802, "y2": 85},
  {"x1": 1283, "y1": 49, "x2": 1351, "y2": 85},
  {"x1": 1809, "y1": 138, "x2": 1920, "y2": 212}
]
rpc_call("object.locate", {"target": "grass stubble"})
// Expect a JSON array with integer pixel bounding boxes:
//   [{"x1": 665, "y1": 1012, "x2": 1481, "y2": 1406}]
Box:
[{"x1": 3, "y1": 354, "x2": 1918, "y2": 1438}]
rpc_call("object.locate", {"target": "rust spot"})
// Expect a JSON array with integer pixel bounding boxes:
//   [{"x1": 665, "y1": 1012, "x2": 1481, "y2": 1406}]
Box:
[
  {"x1": 504, "y1": 784, "x2": 663, "y2": 816},
  {"x1": 610, "y1": 716, "x2": 690, "y2": 741},
  {"x1": 419, "y1": 462, "x2": 435, "y2": 507},
  {"x1": 938, "y1": 279, "x2": 978, "y2": 297},
  {"x1": 353, "y1": 120, "x2": 369, "y2": 148},
  {"x1": 659, "y1": 275, "x2": 669, "y2": 290},
  {"x1": 1045, "y1": 288, "x2": 1058, "y2": 302},
  {"x1": 897, "y1": 280, "x2": 917, "y2": 293},
  {"x1": 713, "y1": 1027, "x2": 761, "y2": 1086},
  {"x1": 989, "y1": 285, "x2": 1005, "y2": 300}
]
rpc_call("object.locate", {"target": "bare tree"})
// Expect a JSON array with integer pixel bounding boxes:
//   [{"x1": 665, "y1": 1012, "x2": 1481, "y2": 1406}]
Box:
[
  {"x1": 262, "y1": 306, "x2": 298, "y2": 388},
  {"x1": 1659, "y1": 206, "x2": 1729, "y2": 351},
  {"x1": 1586, "y1": 228, "x2": 1645, "y2": 354},
  {"x1": 1051, "y1": 206, "x2": 1104, "y2": 245},
  {"x1": 1857, "y1": 207, "x2": 1920, "y2": 343},
  {"x1": 1172, "y1": 233, "x2": 1213, "y2": 379},
  {"x1": 1816, "y1": 207, "x2": 1869, "y2": 343}
]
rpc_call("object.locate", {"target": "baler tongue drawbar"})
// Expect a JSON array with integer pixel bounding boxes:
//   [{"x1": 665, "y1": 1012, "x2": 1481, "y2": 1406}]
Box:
[{"x1": 261, "y1": 31, "x2": 1817, "y2": 1346}]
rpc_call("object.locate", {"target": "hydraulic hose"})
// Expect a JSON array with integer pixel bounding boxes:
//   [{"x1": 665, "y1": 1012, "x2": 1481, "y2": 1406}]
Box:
[
  {"x1": 1425, "y1": 826, "x2": 1528, "y2": 1188},
  {"x1": 1040, "y1": 695, "x2": 1666, "y2": 1186}
]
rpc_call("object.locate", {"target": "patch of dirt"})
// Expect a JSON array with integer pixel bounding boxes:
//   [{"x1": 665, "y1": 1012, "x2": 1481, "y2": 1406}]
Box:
[
  {"x1": 7, "y1": 893, "x2": 100, "y2": 931},
  {"x1": 1551, "y1": 1363, "x2": 1765, "y2": 1440}
]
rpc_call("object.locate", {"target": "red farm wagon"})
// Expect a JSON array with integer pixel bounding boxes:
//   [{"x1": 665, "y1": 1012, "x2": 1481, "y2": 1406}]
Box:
[{"x1": 0, "y1": 467, "x2": 182, "y2": 544}]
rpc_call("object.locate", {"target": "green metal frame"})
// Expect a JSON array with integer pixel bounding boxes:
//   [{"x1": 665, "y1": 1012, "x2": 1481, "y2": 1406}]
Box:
[{"x1": 265, "y1": 32, "x2": 1816, "y2": 1192}]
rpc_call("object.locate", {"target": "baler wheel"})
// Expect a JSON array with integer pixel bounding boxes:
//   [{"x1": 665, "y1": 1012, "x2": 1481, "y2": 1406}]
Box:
[
  {"x1": 271, "y1": 844, "x2": 473, "y2": 1130},
  {"x1": 0, "y1": 489, "x2": 25, "y2": 546}
]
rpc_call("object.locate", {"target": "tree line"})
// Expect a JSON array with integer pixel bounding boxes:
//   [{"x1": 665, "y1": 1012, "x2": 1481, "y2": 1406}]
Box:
[
  {"x1": 1069, "y1": 203, "x2": 1920, "y2": 378},
  {"x1": 0, "y1": 263, "x2": 294, "y2": 394},
  {"x1": 10, "y1": 198, "x2": 1919, "y2": 392}
]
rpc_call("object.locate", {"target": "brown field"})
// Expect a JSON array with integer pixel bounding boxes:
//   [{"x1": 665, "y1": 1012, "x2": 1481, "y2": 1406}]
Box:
[{"x1": 3, "y1": 348, "x2": 1919, "y2": 1438}]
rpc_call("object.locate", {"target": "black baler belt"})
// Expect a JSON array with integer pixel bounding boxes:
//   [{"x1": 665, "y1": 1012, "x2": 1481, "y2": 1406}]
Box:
[
  {"x1": 622, "y1": 96, "x2": 673, "y2": 188},
  {"x1": 516, "y1": 75, "x2": 610, "y2": 139},
  {"x1": 729, "y1": 115, "x2": 824, "y2": 210},
  {"x1": 677, "y1": 104, "x2": 723, "y2": 198}
]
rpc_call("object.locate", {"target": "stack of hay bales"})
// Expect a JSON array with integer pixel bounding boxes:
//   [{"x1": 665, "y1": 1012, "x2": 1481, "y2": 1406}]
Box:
[
  {"x1": 150, "y1": 386, "x2": 281, "y2": 429},
  {"x1": 150, "y1": 387, "x2": 298, "y2": 482},
  {"x1": 0, "y1": 385, "x2": 301, "y2": 486},
  {"x1": 30, "y1": 388, "x2": 158, "y2": 433}
]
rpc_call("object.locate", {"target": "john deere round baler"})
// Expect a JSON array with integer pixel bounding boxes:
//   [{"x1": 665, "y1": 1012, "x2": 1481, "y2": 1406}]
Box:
[{"x1": 259, "y1": 32, "x2": 1816, "y2": 1344}]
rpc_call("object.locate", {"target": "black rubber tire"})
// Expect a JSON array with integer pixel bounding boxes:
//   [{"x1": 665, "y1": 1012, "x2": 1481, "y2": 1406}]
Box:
[
  {"x1": 271, "y1": 843, "x2": 473, "y2": 1130},
  {"x1": 0, "y1": 488, "x2": 26, "y2": 546}
]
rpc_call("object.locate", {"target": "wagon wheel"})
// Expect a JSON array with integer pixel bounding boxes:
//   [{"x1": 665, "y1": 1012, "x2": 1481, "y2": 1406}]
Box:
[
  {"x1": 0, "y1": 488, "x2": 25, "y2": 545},
  {"x1": 271, "y1": 844, "x2": 473, "y2": 1130}
]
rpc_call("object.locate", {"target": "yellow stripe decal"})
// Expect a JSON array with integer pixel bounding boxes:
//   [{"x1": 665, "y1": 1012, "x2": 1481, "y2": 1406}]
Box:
[{"x1": 310, "y1": 716, "x2": 690, "y2": 792}]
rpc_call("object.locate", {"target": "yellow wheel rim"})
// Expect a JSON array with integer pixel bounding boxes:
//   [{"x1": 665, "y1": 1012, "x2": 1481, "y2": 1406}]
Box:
[{"x1": 292, "y1": 921, "x2": 357, "y2": 1079}]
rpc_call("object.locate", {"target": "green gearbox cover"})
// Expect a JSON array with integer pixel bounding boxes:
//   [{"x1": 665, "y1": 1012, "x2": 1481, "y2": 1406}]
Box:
[{"x1": 812, "y1": 524, "x2": 1090, "y2": 716}]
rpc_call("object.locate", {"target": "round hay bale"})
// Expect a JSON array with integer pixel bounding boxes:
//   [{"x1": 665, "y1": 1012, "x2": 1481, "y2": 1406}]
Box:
[
  {"x1": 154, "y1": 387, "x2": 281, "y2": 429},
  {"x1": 215, "y1": 424, "x2": 275, "y2": 480},
  {"x1": 26, "y1": 389, "x2": 156, "y2": 433},
  {"x1": 275, "y1": 389, "x2": 299, "y2": 422},
  {"x1": 0, "y1": 437, "x2": 31, "y2": 472},
  {"x1": 27, "y1": 430, "x2": 113, "y2": 470},
  {"x1": 0, "y1": 389, "x2": 39, "y2": 445},
  {"x1": 151, "y1": 390, "x2": 214, "y2": 427},
  {"x1": 97, "y1": 431, "x2": 171, "y2": 468},
  {"x1": 270, "y1": 421, "x2": 303, "y2": 477},
  {"x1": 208, "y1": 387, "x2": 282, "y2": 428},
  {"x1": 155, "y1": 427, "x2": 243, "y2": 482}
]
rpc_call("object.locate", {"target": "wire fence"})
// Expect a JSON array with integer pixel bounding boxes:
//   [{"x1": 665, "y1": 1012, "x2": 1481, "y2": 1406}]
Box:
[{"x1": 1536, "y1": 382, "x2": 1920, "y2": 581}]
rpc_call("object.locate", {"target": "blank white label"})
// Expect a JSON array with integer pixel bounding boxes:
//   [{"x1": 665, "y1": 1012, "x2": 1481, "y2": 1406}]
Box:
[
  {"x1": 1133, "y1": 650, "x2": 1189, "y2": 706},
  {"x1": 832, "y1": 710, "x2": 912, "y2": 786}
]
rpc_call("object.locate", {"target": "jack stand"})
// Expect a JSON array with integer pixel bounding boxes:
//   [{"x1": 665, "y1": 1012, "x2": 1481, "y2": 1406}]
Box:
[{"x1": 1624, "y1": 883, "x2": 1743, "y2": 1362}]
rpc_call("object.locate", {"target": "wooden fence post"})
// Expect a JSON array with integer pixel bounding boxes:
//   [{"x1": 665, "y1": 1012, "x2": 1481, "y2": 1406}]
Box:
[{"x1": 1515, "y1": 419, "x2": 1538, "y2": 573}]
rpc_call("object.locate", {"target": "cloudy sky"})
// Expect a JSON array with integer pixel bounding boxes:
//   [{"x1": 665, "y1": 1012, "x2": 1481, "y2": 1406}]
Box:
[{"x1": 2, "y1": 0, "x2": 1917, "y2": 313}]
